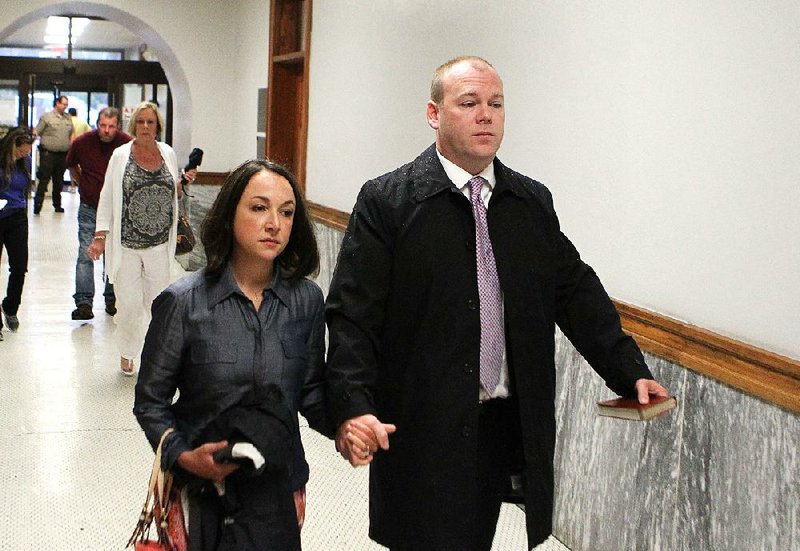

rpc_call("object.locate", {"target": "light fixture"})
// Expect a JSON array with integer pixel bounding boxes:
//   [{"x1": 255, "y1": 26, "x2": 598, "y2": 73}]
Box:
[{"x1": 43, "y1": 16, "x2": 90, "y2": 47}]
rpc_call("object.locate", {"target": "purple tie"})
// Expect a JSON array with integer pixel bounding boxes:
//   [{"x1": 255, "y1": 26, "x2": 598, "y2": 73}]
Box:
[{"x1": 468, "y1": 176, "x2": 504, "y2": 392}]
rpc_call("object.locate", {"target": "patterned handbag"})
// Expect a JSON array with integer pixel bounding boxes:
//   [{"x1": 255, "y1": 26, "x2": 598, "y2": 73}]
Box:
[
  {"x1": 175, "y1": 208, "x2": 195, "y2": 256},
  {"x1": 127, "y1": 428, "x2": 188, "y2": 551}
]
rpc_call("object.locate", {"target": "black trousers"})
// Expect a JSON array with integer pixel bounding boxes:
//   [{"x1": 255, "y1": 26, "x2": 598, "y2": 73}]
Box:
[
  {"x1": 390, "y1": 397, "x2": 521, "y2": 551},
  {"x1": 0, "y1": 210, "x2": 28, "y2": 323},
  {"x1": 476, "y1": 397, "x2": 520, "y2": 551},
  {"x1": 35, "y1": 148, "x2": 67, "y2": 210}
]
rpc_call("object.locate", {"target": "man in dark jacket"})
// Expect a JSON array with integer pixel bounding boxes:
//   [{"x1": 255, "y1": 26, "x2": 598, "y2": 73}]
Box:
[{"x1": 325, "y1": 56, "x2": 669, "y2": 551}]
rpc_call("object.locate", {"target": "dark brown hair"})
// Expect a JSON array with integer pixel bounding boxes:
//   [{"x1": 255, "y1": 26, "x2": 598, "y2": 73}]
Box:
[
  {"x1": 0, "y1": 127, "x2": 34, "y2": 188},
  {"x1": 96, "y1": 107, "x2": 122, "y2": 126},
  {"x1": 201, "y1": 159, "x2": 319, "y2": 282}
]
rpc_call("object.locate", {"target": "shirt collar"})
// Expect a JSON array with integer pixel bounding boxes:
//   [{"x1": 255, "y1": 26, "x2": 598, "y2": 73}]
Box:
[
  {"x1": 269, "y1": 265, "x2": 292, "y2": 307},
  {"x1": 435, "y1": 149, "x2": 496, "y2": 190},
  {"x1": 206, "y1": 263, "x2": 292, "y2": 308}
]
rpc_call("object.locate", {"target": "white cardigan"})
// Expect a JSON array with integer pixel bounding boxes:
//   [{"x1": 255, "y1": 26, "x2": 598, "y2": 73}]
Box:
[{"x1": 95, "y1": 140, "x2": 180, "y2": 284}]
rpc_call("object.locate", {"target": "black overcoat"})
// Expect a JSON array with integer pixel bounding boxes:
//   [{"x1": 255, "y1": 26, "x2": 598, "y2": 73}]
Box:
[{"x1": 325, "y1": 145, "x2": 653, "y2": 550}]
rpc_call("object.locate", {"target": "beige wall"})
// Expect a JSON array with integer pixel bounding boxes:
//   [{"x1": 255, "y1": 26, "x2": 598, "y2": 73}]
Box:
[
  {"x1": 305, "y1": 0, "x2": 800, "y2": 360},
  {"x1": 2, "y1": 1, "x2": 798, "y2": 360}
]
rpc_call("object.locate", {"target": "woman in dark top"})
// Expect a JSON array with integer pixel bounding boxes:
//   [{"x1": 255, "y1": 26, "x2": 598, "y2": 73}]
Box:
[
  {"x1": 0, "y1": 127, "x2": 34, "y2": 340},
  {"x1": 134, "y1": 160, "x2": 345, "y2": 550}
]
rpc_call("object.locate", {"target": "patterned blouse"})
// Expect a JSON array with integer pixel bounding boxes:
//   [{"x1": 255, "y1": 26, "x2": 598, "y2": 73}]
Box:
[{"x1": 120, "y1": 153, "x2": 174, "y2": 249}]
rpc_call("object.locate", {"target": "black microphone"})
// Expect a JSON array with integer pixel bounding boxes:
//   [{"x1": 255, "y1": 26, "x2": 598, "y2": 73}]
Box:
[{"x1": 180, "y1": 147, "x2": 203, "y2": 197}]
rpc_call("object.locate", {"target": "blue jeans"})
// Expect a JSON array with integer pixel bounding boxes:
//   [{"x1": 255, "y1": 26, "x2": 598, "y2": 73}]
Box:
[{"x1": 74, "y1": 202, "x2": 114, "y2": 306}]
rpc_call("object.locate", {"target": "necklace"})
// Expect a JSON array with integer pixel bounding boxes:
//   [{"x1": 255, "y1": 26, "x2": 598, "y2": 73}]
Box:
[
  {"x1": 133, "y1": 141, "x2": 162, "y2": 168},
  {"x1": 239, "y1": 286, "x2": 263, "y2": 305},
  {"x1": 231, "y1": 266, "x2": 270, "y2": 306}
]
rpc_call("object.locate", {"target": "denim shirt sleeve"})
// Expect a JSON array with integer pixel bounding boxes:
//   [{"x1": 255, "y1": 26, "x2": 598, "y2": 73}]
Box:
[
  {"x1": 133, "y1": 288, "x2": 192, "y2": 469},
  {"x1": 298, "y1": 286, "x2": 335, "y2": 438}
]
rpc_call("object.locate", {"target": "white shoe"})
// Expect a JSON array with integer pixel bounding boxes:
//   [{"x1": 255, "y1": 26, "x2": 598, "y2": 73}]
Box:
[{"x1": 120, "y1": 357, "x2": 135, "y2": 376}]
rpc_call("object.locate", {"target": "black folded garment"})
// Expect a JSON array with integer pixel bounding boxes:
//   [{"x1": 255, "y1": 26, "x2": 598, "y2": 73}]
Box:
[
  {"x1": 187, "y1": 385, "x2": 302, "y2": 551},
  {"x1": 201, "y1": 385, "x2": 295, "y2": 477}
]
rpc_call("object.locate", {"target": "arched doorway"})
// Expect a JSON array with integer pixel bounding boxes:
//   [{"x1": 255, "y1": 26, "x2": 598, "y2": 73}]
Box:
[{"x1": 0, "y1": 2, "x2": 192, "y2": 157}]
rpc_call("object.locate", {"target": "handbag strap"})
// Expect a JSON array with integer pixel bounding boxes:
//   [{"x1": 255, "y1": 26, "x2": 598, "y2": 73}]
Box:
[
  {"x1": 178, "y1": 191, "x2": 191, "y2": 212},
  {"x1": 153, "y1": 428, "x2": 175, "y2": 524},
  {"x1": 127, "y1": 428, "x2": 175, "y2": 548}
]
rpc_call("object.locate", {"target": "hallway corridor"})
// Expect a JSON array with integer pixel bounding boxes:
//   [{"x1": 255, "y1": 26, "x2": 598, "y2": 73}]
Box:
[{"x1": 0, "y1": 191, "x2": 562, "y2": 550}]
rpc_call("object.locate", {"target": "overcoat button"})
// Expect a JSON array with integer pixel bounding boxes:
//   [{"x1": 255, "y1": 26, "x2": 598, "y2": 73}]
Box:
[
  {"x1": 467, "y1": 299, "x2": 477, "y2": 310},
  {"x1": 462, "y1": 426, "x2": 472, "y2": 438},
  {"x1": 463, "y1": 362, "x2": 474, "y2": 374}
]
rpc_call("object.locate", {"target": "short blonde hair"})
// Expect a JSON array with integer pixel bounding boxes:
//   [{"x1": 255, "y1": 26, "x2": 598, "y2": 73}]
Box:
[
  {"x1": 127, "y1": 101, "x2": 165, "y2": 138},
  {"x1": 430, "y1": 56, "x2": 497, "y2": 104}
]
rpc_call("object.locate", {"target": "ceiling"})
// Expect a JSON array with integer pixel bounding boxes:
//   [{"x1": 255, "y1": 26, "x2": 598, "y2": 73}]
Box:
[{"x1": 2, "y1": 17, "x2": 142, "y2": 52}]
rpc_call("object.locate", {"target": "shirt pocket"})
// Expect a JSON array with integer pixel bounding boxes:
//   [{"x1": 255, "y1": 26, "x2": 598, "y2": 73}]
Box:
[
  {"x1": 280, "y1": 334, "x2": 307, "y2": 360},
  {"x1": 279, "y1": 333, "x2": 309, "y2": 401},
  {"x1": 188, "y1": 342, "x2": 239, "y2": 386}
]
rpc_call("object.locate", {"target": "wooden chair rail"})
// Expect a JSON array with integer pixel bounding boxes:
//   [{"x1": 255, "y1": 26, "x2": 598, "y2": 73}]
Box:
[
  {"x1": 615, "y1": 301, "x2": 799, "y2": 413},
  {"x1": 194, "y1": 171, "x2": 227, "y2": 186},
  {"x1": 308, "y1": 201, "x2": 800, "y2": 414},
  {"x1": 308, "y1": 201, "x2": 349, "y2": 232}
]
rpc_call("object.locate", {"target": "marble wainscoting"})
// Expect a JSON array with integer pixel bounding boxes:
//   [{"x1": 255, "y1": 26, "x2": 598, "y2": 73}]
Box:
[
  {"x1": 313, "y1": 221, "x2": 799, "y2": 551},
  {"x1": 314, "y1": 220, "x2": 345, "y2": 296},
  {"x1": 552, "y1": 341, "x2": 798, "y2": 551},
  {"x1": 175, "y1": 185, "x2": 220, "y2": 272}
]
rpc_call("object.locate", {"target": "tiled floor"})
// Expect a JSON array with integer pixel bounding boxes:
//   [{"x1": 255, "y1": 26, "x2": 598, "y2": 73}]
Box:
[{"x1": 0, "y1": 191, "x2": 569, "y2": 551}]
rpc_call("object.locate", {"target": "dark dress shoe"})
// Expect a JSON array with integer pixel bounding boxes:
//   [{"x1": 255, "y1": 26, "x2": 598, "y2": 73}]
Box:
[
  {"x1": 105, "y1": 302, "x2": 117, "y2": 316},
  {"x1": 3, "y1": 312, "x2": 19, "y2": 332},
  {"x1": 54, "y1": 207, "x2": 65, "y2": 213},
  {"x1": 71, "y1": 304, "x2": 94, "y2": 320}
]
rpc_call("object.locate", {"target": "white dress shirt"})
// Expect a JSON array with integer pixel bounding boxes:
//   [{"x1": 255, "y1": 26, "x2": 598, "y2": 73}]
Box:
[{"x1": 436, "y1": 150, "x2": 510, "y2": 400}]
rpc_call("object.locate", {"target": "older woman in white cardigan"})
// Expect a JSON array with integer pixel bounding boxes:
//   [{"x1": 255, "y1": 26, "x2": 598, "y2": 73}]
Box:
[{"x1": 88, "y1": 102, "x2": 195, "y2": 375}]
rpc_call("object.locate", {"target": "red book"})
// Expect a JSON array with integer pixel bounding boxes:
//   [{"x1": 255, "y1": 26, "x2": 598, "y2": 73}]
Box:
[{"x1": 597, "y1": 395, "x2": 677, "y2": 421}]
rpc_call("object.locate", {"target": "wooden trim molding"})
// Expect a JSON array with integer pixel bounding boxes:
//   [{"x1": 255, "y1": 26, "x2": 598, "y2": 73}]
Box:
[
  {"x1": 195, "y1": 171, "x2": 227, "y2": 186},
  {"x1": 615, "y1": 301, "x2": 800, "y2": 414},
  {"x1": 309, "y1": 203, "x2": 800, "y2": 414},
  {"x1": 308, "y1": 201, "x2": 349, "y2": 232}
]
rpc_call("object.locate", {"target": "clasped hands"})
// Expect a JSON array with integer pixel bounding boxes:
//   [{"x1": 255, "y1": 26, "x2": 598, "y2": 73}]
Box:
[{"x1": 336, "y1": 414, "x2": 396, "y2": 467}]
